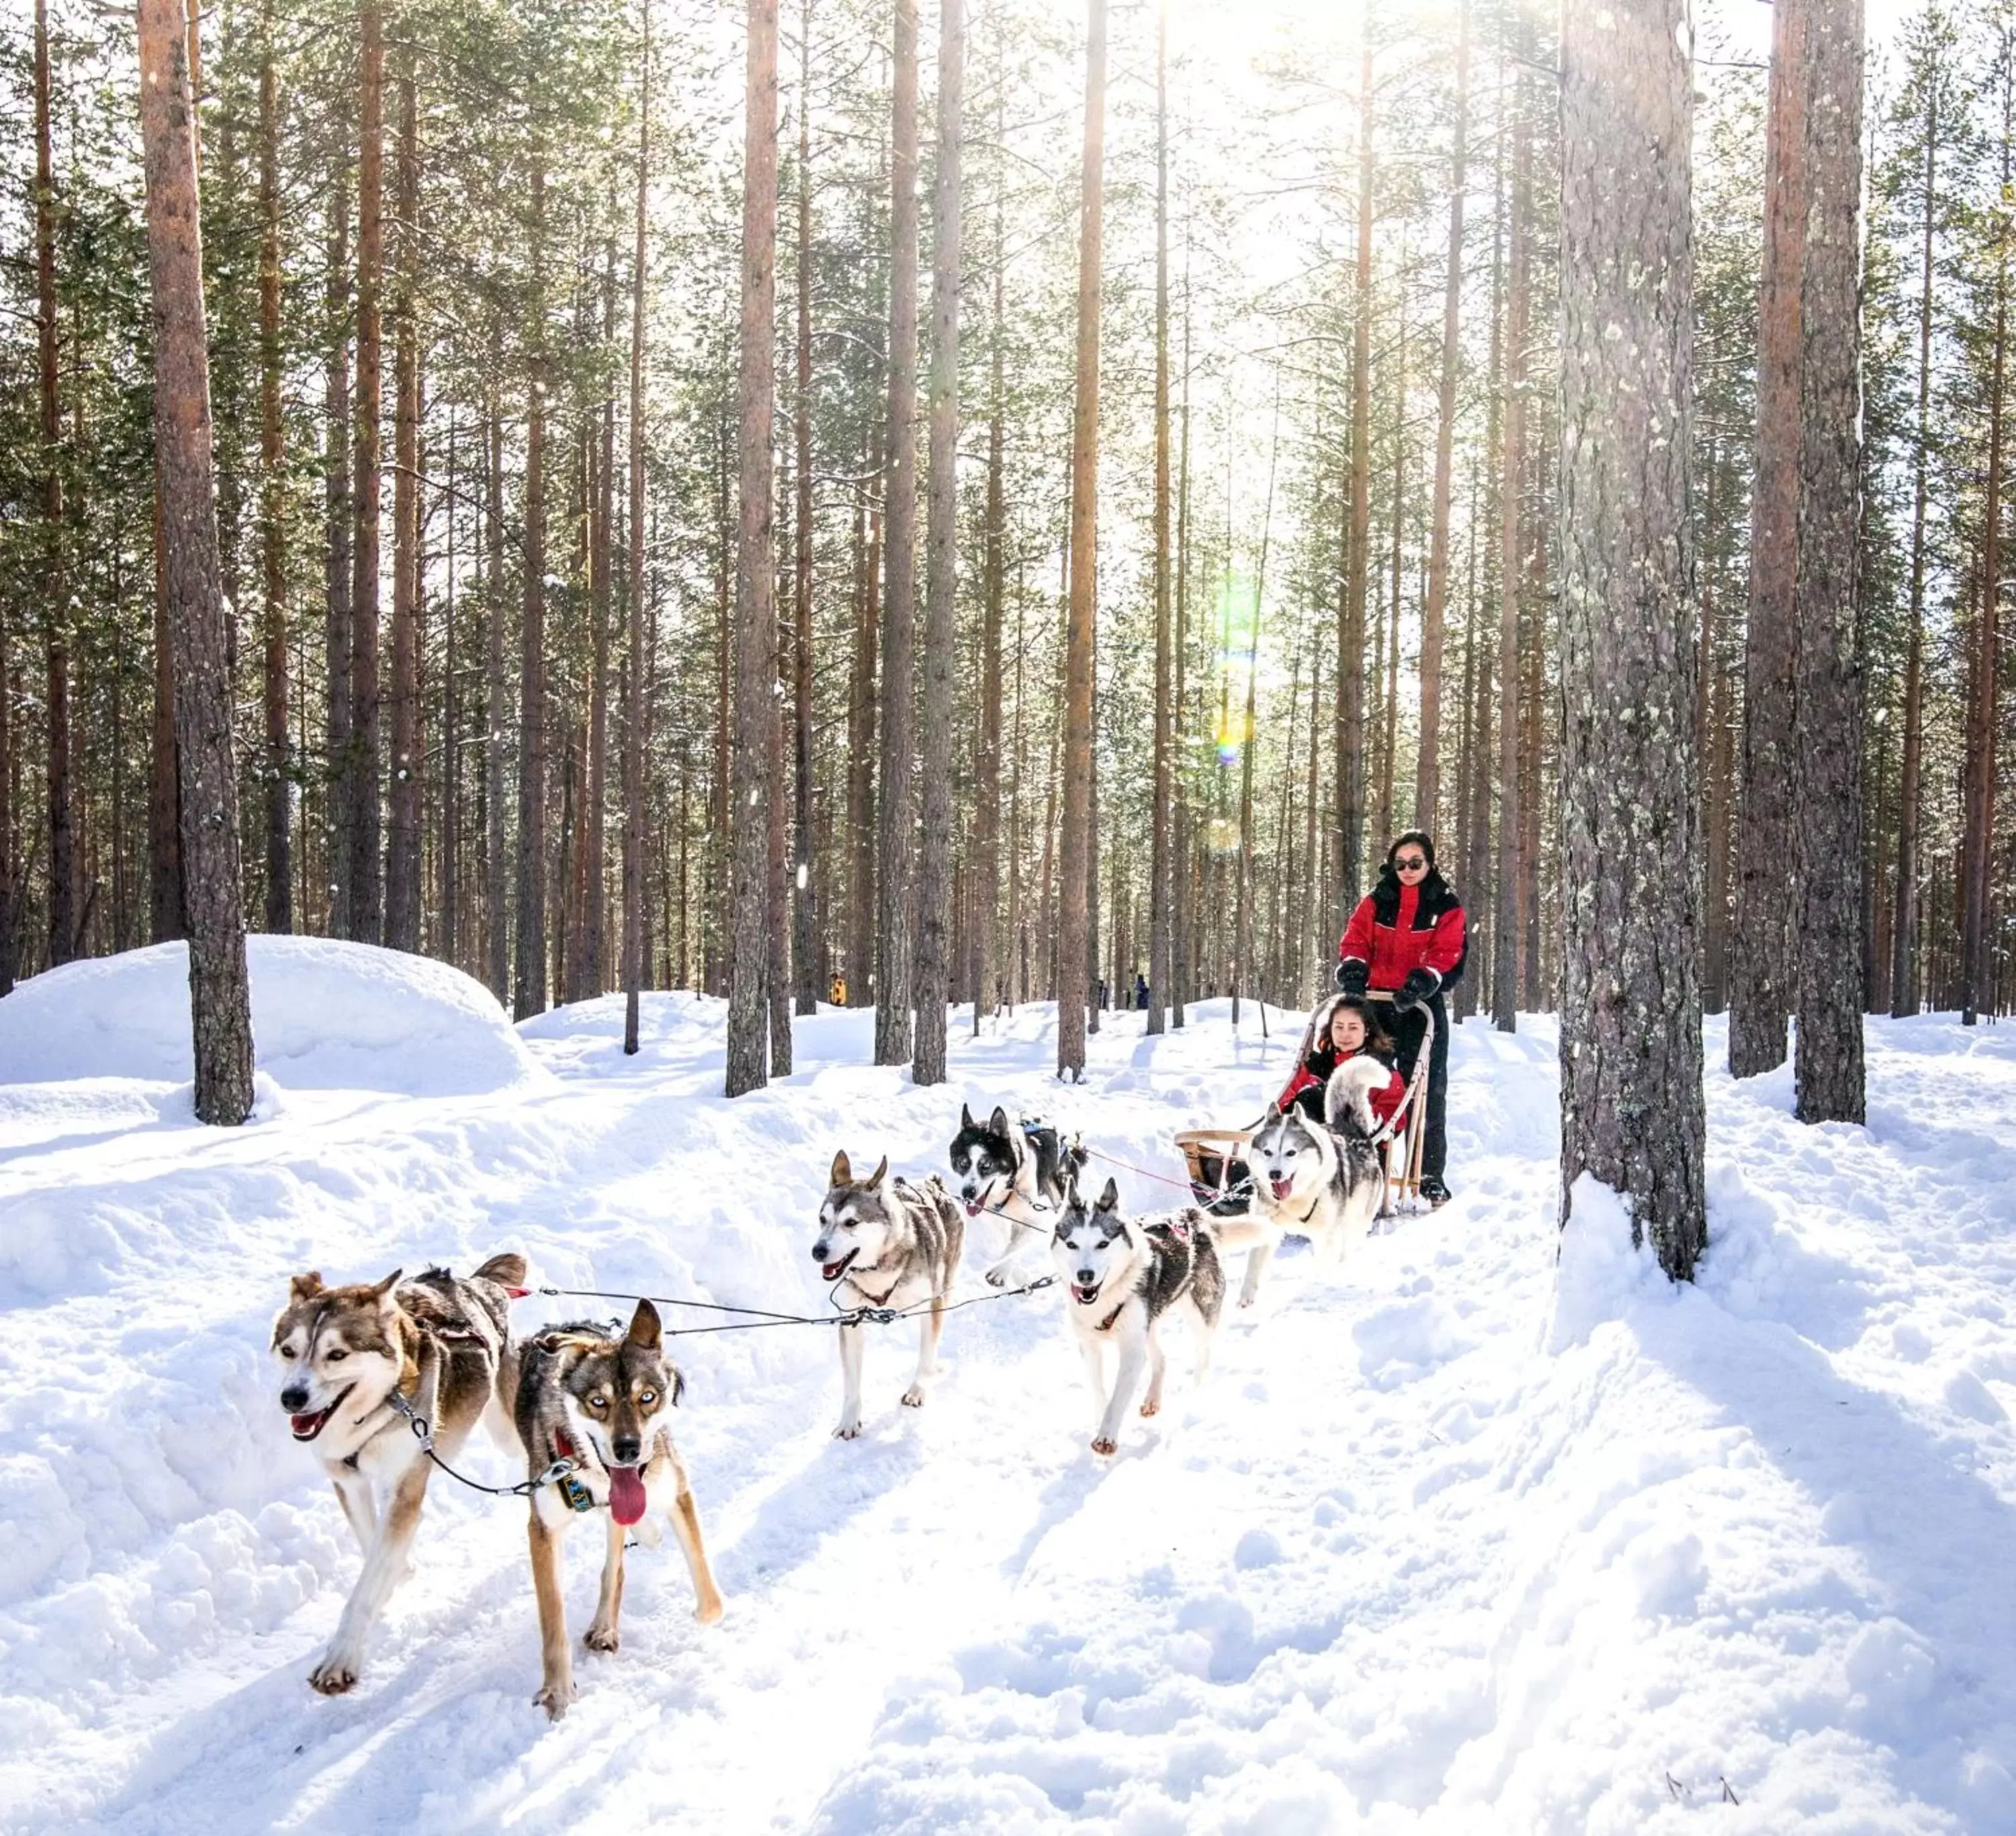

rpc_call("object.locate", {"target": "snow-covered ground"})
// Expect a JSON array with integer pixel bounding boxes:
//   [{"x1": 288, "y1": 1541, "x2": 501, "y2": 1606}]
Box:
[{"x1": 1, "y1": 941, "x2": 2012, "y2": 1834}]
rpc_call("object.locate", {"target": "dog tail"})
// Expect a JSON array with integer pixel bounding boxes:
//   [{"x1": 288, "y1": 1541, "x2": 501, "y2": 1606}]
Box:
[
  {"x1": 1324, "y1": 1059, "x2": 1386, "y2": 1140},
  {"x1": 475, "y1": 1251, "x2": 530, "y2": 1295}
]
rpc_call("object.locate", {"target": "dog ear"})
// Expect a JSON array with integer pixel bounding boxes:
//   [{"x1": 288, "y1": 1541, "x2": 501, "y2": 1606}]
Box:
[
  {"x1": 961, "y1": 1101, "x2": 976, "y2": 1129},
  {"x1": 989, "y1": 1105, "x2": 1011, "y2": 1140},
  {"x1": 1097, "y1": 1177, "x2": 1120, "y2": 1213},
  {"x1": 831, "y1": 1149, "x2": 853, "y2": 1187},
  {"x1": 289, "y1": 1271, "x2": 325, "y2": 1302},
  {"x1": 868, "y1": 1154, "x2": 889, "y2": 1189},
  {"x1": 368, "y1": 1268, "x2": 403, "y2": 1302},
  {"x1": 625, "y1": 1298, "x2": 662, "y2": 1350}
]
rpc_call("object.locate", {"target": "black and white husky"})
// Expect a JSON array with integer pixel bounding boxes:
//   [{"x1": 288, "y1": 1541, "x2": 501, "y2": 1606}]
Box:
[
  {"x1": 1051, "y1": 1175, "x2": 1251, "y2": 1457},
  {"x1": 948, "y1": 1103, "x2": 1088, "y2": 1286},
  {"x1": 1236, "y1": 1057, "x2": 1390, "y2": 1308},
  {"x1": 812, "y1": 1151, "x2": 967, "y2": 1439}
]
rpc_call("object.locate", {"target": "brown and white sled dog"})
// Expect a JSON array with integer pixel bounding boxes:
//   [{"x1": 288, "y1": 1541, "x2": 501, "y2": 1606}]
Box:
[
  {"x1": 1238, "y1": 1056, "x2": 1390, "y2": 1307},
  {"x1": 1051, "y1": 1175, "x2": 1242, "y2": 1457},
  {"x1": 270, "y1": 1254, "x2": 524, "y2": 1695},
  {"x1": 812, "y1": 1151, "x2": 966, "y2": 1438},
  {"x1": 513, "y1": 1300, "x2": 724, "y2": 1720},
  {"x1": 948, "y1": 1103, "x2": 1087, "y2": 1285}
]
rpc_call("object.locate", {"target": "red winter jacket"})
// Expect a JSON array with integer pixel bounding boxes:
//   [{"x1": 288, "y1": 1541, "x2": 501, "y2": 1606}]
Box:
[
  {"x1": 1278, "y1": 1049, "x2": 1406, "y2": 1131},
  {"x1": 1339, "y1": 870, "x2": 1467, "y2": 995}
]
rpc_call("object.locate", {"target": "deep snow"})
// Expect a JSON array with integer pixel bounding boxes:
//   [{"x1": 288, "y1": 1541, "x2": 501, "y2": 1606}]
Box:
[{"x1": 1, "y1": 940, "x2": 2012, "y2": 1833}]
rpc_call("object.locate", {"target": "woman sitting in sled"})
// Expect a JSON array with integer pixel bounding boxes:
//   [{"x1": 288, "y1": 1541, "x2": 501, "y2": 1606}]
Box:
[{"x1": 1275, "y1": 992, "x2": 1407, "y2": 1134}]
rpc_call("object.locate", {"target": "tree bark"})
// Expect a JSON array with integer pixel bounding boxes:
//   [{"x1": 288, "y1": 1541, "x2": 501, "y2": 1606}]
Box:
[
  {"x1": 347, "y1": 0, "x2": 385, "y2": 945},
  {"x1": 725, "y1": 0, "x2": 779, "y2": 1097},
  {"x1": 385, "y1": 57, "x2": 422, "y2": 952},
  {"x1": 974, "y1": 85, "x2": 1007, "y2": 1037},
  {"x1": 1056, "y1": 0, "x2": 1105, "y2": 1079},
  {"x1": 876, "y1": 0, "x2": 921, "y2": 1066},
  {"x1": 1417, "y1": 0, "x2": 1467, "y2": 838},
  {"x1": 258, "y1": 0, "x2": 292, "y2": 934},
  {"x1": 792, "y1": 0, "x2": 819, "y2": 1017},
  {"x1": 514, "y1": 159, "x2": 548, "y2": 1021},
  {"x1": 1337, "y1": 29, "x2": 1374, "y2": 925},
  {"x1": 139, "y1": 0, "x2": 255, "y2": 1124},
  {"x1": 1791, "y1": 0, "x2": 1866, "y2": 1120},
  {"x1": 1730, "y1": 0, "x2": 1805, "y2": 1077},
  {"x1": 323, "y1": 163, "x2": 351, "y2": 944},
  {"x1": 849, "y1": 424, "x2": 881, "y2": 1001},
  {"x1": 624, "y1": 0, "x2": 650, "y2": 1055},
  {"x1": 1148, "y1": 0, "x2": 1172, "y2": 1035},
  {"x1": 1556, "y1": 0, "x2": 1704, "y2": 1277},
  {"x1": 912, "y1": 0, "x2": 964, "y2": 1085}
]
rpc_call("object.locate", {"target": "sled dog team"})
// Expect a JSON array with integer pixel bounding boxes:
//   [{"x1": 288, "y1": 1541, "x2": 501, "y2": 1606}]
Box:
[{"x1": 271, "y1": 1057, "x2": 1390, "y2": 1716}]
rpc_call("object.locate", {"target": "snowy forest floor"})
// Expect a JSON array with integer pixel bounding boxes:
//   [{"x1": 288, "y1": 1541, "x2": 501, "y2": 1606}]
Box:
[{"x1": 2, "y1": 943, "x2": 2013, "y2": 1834}]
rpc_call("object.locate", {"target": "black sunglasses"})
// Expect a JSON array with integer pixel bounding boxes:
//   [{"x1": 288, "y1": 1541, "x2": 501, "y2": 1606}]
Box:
[{"x1": 1393, "y1": 855, "x2": 1428, "y2": 871}]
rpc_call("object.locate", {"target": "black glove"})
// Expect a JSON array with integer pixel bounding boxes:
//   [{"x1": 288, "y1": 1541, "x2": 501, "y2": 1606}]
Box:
[
  {"x1": 1334, "y1": 958, "x2": 1369, "y2": 997},
  {"x1": 1394, "y1": 967, "x2": 1438, "y2": 1013}
]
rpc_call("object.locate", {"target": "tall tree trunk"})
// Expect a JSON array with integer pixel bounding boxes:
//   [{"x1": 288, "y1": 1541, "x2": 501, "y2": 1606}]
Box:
[
  {"x1": 1962, "y1": 73, "x2": 2010, "y2": 1026},
  {"x1": 1147, "y1": 0, "x2": 1173, "y2": 1036},
  {"x1": 259, "y1": 0, "x2": 291, "y2": 934},
  {"x1": 1493, "y1": 18, "x2": 1530, "y2": 1033},
  {"x1": 384, "y1": 56, "x2": 422, "y2": 952},
  {"x1": 1337, "y1": 29, "x2": 1374, "y2": 925},
  {"x1": 1557, "y1": 0, "x2": 1703, "y2": 1276},
  {"x1": 323, "y1": 163, "x2": 351, "y2": 943},
  {"x1": 792, "y1": 0, "x2": 819, "y2": 1017},
  {"x1": 1056, "y1": 0, "x2": 1106, "y2": 1078},
  {"x1": 725, "y1": 0, "x2": 779, "y2": 1096},
  {"x1": 912, "y1": 0, "x2": 964, "y2": 1085},
  {"x1": 1889, "y1": 71, "x2": 1941, "y2": 1019},
  {"x1": 347, "y1": 0, "x2": 385, "y2": 945},
  {"x1": 37, "y1": 0, "x2": 77, "y2": 970},
  {"x1": 0, "y1": 613, "x2": 10, "y2": 993},
  {"x1": 876, "y1": 0, "x2": 921, "y2": 1067},
  {"x1": 484, "y1": 378, "x2": 509, "y2": 1001},
  {"x1": 1792, "y1": 0, "x2": 1866, "y2": 1118},
  {"x1": 514, "y1": 159, "x2": 548, "y2": 1020},
  {"x1": 848, "y1": 427, "x2": 881, "y2": 1001},
  {"x1": 139, "y1": 0, "x2": 254, "y2": 1123},
  {"x1": 624, "y1": 0, "x2": 650, "y2": 1055},
  {"x1": 583, "y1": 251, "x2": 617, "y2": 1001},
  {"x1": 1730, "y1": 0, "x2": 1805, "y2": 1077},
  {"x1": 974, "y1": 91, "x2": 1006, "y2": 1036},
  {"x1": 1234, "y1": 383, "x2": 1278, "y2": 1024},
  {"x1": 1173, "y1": 254, "x2": 1191, "y2": 1024},
  {"x1": 1418, "y1": 0, "x2": 1467, "y2": 837}
]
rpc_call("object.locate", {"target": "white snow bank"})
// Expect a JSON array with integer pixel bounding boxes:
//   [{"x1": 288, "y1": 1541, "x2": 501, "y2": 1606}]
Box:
[{"x1": 0, "y1": 937, "x2": 543, "y2": 1096}]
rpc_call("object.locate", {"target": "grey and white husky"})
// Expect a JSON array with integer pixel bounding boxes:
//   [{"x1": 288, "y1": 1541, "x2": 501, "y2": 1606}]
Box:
[
  {"x1": 948, "y1": 1103, "x2": 1088, "y2": 1286},
  {"x1": 812, "y1": 1151, "x2": 967, "y2": 1439},
  {"x1": 1238, "y1": 1056, "x2": 1390, "y2": 1307},
  {"x1": 513, "y1": 1301, "x2": 724, "y2": 1720},
  {"x1": 1050, "y1": 1175, "x2": 1244, "y2": 1457},
  {"x1": 269, "y1": 1253, "x2": 524, "y2": 1695}
]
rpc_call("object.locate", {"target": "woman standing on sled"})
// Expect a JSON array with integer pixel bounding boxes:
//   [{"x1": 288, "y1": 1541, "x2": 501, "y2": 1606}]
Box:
[
  {"x1": 1335, "y1": 830, "x2": 1466, "y2": 1206},
  {"x1": 1276, "y1": 994, "x2": 1408, "y2": 1133}
]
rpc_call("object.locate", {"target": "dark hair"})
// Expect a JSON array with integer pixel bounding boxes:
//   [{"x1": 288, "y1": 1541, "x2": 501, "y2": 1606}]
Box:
[
  {"x1": 1386, "y1": 829, "x2": 1435, "y2": 869},
  {"x1": 1325, "y1": 994, "x2": 1394, "y2": 1058}
]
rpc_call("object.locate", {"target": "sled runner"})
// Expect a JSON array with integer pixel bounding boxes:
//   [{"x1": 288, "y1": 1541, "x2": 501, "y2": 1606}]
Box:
[{"x1": 1173, "y1": 993, "x2": 1435, "y2": 1220}]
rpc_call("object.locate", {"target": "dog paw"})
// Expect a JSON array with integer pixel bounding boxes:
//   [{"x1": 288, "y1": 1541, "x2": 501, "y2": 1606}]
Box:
[
  {"x1": 984, "y1": 1265, "x2": 1009, "y2": 1289},
  {"x1": 534, "y1": 1679, "x2": 577, "y2": 1722},
  {"x1": 900, "y1": 1386, "x2": 926, "y2": 1408},
  {"x1": 694, "y1": 1593, "x2": 726, "y2": 1627},
  {"x1": 1238, "y1": 1293, "x2": 1257, "y2": 1310},
  {"x1": 1090, "y1": 1436, "x2": 1118, "y2": 1457},
  {"x1": 1139, "y1": 1398, "x2": 1161, "y2": 1417},
  {"x1": 308, "y1": 1654, "x2": 359, "y2": 1696},
  {"x1": 584, "y1": 1622, "x2": 620, "y2": 1653},
  {"x1": 834, "y1": 1419, "x2": 862, "y2": 1440}
]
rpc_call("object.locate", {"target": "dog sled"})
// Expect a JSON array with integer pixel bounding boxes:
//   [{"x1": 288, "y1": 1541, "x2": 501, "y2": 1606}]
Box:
[{"x1": 1174, "y1": 991, "x2": 1433, "y2": 1220}]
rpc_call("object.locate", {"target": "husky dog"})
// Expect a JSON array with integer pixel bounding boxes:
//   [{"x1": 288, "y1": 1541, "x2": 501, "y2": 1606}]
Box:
[
  {"x1": 270, "y1": 1253, "x2": 525, "y2": 1695},
  {"x1": 813, "y1": 1151, "x2": 966, "y2": 1439},
  {"x1": 1237, "y1": 1057, "x2": 1389, "y2": 1307},
  {"x1": 1050, "y1": 1176, "x2": 1237, "y2": 1457},
  {"x1": 513, "y1": 1300, "x2": 724, "y2": 1720},
  {"x1": 948, "y1": 1104, "x2": 1087, "y2": 1285}
]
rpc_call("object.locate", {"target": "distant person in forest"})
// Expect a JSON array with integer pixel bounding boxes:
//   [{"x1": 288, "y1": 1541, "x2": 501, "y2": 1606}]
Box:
[
  {"x1": 829, "y1": 972, "x2": 847, "y2": 1007},
  {"x1": 1135, "y1": 971, "x2": 1150, "y2": 1011},
  {"x1": 1335, "y1": 830, "x2": 1466, "y2": 1206},
  {"x1": 1275, "y1": 992, "x2": 1406, "y2": 1133}
]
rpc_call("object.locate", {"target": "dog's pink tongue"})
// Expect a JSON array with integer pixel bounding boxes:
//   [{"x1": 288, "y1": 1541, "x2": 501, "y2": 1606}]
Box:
[{"x1": 607, "y1": 1464, "x2": 648, "y2": 1526}]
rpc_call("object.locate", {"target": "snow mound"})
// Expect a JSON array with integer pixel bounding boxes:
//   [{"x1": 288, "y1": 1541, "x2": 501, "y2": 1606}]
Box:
[{"x1": 0, "y1": 938, "x2": 542, "y2": 1096}]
